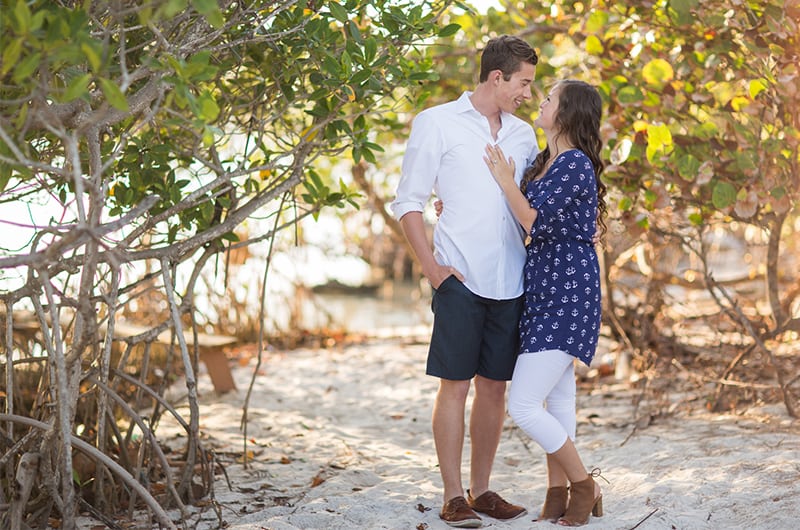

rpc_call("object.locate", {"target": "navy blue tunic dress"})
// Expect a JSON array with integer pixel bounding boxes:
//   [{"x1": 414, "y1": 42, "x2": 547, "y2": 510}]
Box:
[{"x1": 519, "y1": 149, "x2": 601, "y2": 366}]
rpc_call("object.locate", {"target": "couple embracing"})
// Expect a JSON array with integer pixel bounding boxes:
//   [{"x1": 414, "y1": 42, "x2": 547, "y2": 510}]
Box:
[{"x1": 391, "y1": 35, "x2": 608, "y2": 528}]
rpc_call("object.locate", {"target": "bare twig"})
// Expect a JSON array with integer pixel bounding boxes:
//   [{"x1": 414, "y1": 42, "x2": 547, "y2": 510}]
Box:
[
  {"x1": 0, "y1": 414, "x2": 176, "y2": 529},
  {"x1": 10, "y1": 452, "x2": 40, "y2": 530}
]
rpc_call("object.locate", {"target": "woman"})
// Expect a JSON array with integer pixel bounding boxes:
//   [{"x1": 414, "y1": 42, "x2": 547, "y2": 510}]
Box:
[{"x1": 484, "y1": 79, "x2": 608, "y2": 526}]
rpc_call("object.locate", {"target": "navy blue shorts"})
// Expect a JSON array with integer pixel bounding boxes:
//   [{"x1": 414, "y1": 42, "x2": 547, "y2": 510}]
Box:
[{"x1": 427, "y1": 275, "x2": 523, "y2": 381}]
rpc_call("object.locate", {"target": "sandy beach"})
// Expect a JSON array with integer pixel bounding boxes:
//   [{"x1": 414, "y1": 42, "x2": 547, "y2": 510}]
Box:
[{"x1": 131, "y1": 333, "x2": 799, "y2": 530}]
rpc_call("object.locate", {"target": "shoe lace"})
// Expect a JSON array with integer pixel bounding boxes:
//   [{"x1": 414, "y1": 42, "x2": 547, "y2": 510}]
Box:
[
  {"x1": 589, "y1": 467, "x2": 610, "y2": 484},
  {"x1": 589, "y1": 467, "x2": 611, "y2": 484},
  {"x1": 450, "y1": 496, "x2": 470, "y2": 509}
]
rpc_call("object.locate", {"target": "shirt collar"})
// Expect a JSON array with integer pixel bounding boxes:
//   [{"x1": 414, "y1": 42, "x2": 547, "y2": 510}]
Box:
[
  {"x1": 457, "y1": 91, "x2": 517, "y2": 127},
  {"x1": 455, "y1": 91, "x2": 477, "y2": 114}
]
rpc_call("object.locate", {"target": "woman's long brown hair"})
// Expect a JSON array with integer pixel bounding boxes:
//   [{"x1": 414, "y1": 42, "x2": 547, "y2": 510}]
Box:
[{"x1": 521, "y1": 80, "x2": 608, "y2": 240}]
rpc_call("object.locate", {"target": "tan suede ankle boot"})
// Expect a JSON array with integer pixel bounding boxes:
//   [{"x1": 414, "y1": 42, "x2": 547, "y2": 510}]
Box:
[
  {"x1": 558, "y1": 475, "x2": 602, "y2": 526},
  {"x1": 538, "y1": 486, "x2": 568, "y2": 522}
]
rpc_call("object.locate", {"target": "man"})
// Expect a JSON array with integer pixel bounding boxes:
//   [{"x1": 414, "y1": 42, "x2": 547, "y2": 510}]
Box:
[{"x1": 391, "y1": 35, "x2": 539, "y2": 528}]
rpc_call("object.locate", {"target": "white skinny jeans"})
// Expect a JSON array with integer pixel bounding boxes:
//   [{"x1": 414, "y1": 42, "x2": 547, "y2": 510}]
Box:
[{"x1": 507, "y1": 349, "x2": 577, "y2": 454}]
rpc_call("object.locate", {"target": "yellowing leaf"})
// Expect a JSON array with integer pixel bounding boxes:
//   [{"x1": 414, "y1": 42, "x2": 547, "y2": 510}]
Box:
[
  {"x1": 730, "y1": 95, "x2": 750, "y2": 111},
  {"x1": 748, "y1": 78, "x2": 768, "y2": 99},
  {"x1": 234, "y1": 450, "x2": 256, "y2": 463},
  {"x1": 202, "y1": 125, "x2": 214, "y2": 146},
  {"x1": 645, "y1": 123, "x2": 673, "y2": 163},
  {"x1": 301, "y1": 125, "x2": 318, "y2": 141},
  {"x1": 585, "y1": 35, "x2": 604, "y2": 56},
  {"x1": 341, "y1": 84, "x2": 356, "y2": 102},
  {"x1": 708, "y1": 81, "x2": 734, "y2": 106},
  {"x1": 642, "y1": 59, "x2": 674, "y2": 89}
]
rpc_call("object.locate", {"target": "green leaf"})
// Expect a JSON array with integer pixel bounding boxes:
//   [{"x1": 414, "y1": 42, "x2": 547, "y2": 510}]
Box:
[
  {"x1": 322, "y1": 55, "x2": 340, "y2": 76},
  {"x1": 350, "y1": 69, "x2": 372, "y2": 85},
  {"x1": 308, "y1": 169, "x2": 324, "y2": 190},
  {"x1": 644, "y1": 189, "x2": 658, "y2": 208},
  {"x1": 99, "y1": 78, "x2": 129, "y2": 111},
  {"x1": 688, "y1": 212, "x2": 704, "y2": 226},
  {"x1": 12, "y1": 52, "x2": 40, "y2": 83},
  {"x1": 192, "y1": 0, "x2": 223, "y2": 28},
  {"x1": 64, "y1": 73, "x2": 92, "y2": 102},
  {"x1": 30, "y1": 9, "x2": 45, "y2": 31},
  {"x1": 438, "y1": 23, "x2": 461, "y2": 38},
  {"x1": 617, "y1": 85, "x2": 644, "y2": 103},
  {"x1": 81, "y1": 42, "x2": 102, "y2": 73},
  {"x1": 328, "y1": 2, "x2": 348, "y2": 23},
  {"x1": 1, "y1": 39, "x2": 23, "y2": 75},
  {"x1": 347, "y1": 20, "x2": 362, "y2": 43},
  {"x1": 712, "y1": 181, "x2": 736, "y2": 209},
  {"x1": 668, "y1": 0, "x2": 698, "y2": 25},
  {"x1": 158, "y1": 0, "x2": 188, "y2": 19},
  {"x1": 341, "y1": 50, "x2": 352, "y2": 73},
  {"x1": 197, "y1": 91, "x2": 220, "y2": 121},
  {"x1": 14, "y1": 103, "x2": 28, "y2": 129},
  {"x1": 770, "y1": 186, "x2": 785, "y2": 199},
  {"x1": 586, "y1": 10, "x2": 608, "y2": 33},
  {"x1": 364, "y1": 37, "x2": 377, "y2": 63},
  {"x1": 410, "y1": 71, "x2": 435, "y2": 81},
  {"x1": 362, "y1": 148, "x2": 377, "y2": 164},
  {"x1": 0, "y1": 165, "x2": 11, "y2": 194},
  {"x1": 199, "y1": 200, "x2": 214, "y2": 223},
  {"x1": 13, "y1": 0, "x2": 32, "y2": 34},
  {"x1": 692, "y1": 122, "x2": 718, "y2": 140},
  {"x1": 677, "y1": 154, "x2": 700, "y2": 181}
]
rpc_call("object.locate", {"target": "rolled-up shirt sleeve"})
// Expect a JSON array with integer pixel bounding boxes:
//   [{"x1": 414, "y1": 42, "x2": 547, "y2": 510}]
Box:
[{"x1": 391, "y1": 112, "x2": 444, "y2": 221}]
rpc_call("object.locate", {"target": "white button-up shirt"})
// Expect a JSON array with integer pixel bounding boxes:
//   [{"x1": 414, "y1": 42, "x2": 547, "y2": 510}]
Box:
[{"x1": 391, "y1": 92, "x2": 539, "y2": 300}]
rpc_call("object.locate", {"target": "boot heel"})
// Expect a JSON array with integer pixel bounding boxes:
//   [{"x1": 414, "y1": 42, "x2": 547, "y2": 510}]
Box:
[
  {"x1": 559, "y1": 469, "x2": 607, "y2": 526},
  {"x1": 592, "y1": 496, "x2": 603, "y2": 517}
]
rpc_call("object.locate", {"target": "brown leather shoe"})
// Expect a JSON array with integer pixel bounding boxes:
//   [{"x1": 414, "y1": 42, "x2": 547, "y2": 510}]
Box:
[
  {"x1": 467, "y1": 489, "x2": 527, "y2": 521},
  {"x1": 440, "y1": 496, "x2": 483, "y2": 528}
]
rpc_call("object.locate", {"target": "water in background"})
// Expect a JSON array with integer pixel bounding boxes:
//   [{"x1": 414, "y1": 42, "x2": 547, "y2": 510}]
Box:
[{"x1": 308, "y1": 280, "x2": 433, "y2": 337}]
